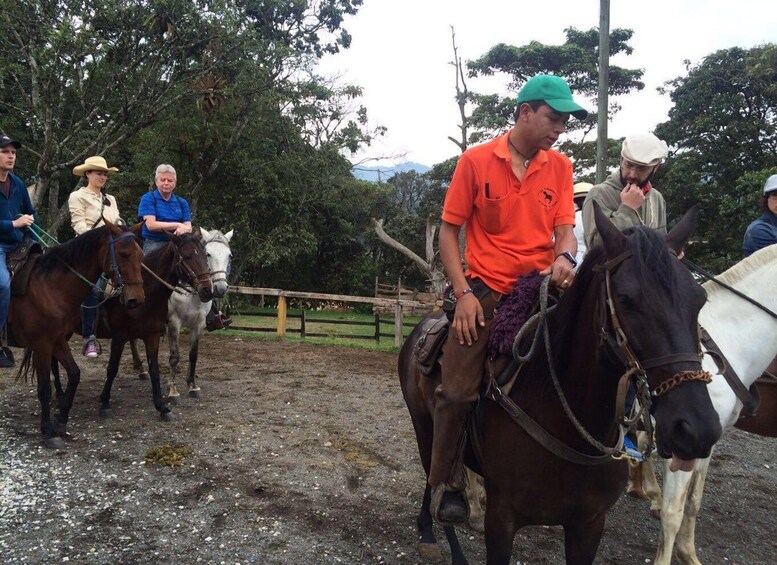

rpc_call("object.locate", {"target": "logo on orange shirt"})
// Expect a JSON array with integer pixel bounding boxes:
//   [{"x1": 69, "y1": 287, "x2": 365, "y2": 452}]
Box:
[{"x1": 537, "y1": 187, "x2": 559, "y2": 209}]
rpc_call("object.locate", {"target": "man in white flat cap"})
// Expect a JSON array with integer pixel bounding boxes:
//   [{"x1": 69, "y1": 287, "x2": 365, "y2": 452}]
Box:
[{"x1": 582, "y1": 132, "x2": 669, "y2": 250}]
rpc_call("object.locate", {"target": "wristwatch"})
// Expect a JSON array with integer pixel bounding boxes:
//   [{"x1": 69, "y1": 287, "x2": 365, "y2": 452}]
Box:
[{"x1": 556, "y1": 251, "x2": 578, "y2": 268}]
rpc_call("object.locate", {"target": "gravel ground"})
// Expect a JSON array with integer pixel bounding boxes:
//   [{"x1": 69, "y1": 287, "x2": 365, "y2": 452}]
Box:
[{"x1": 0, "y1": 334, "x2": 775, "y2": 564}]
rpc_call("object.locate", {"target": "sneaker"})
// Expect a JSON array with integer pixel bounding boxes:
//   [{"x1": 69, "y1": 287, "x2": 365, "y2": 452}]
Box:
[
  {"x1": 0, "y1": 346, "x2": 14, "y2": 368},
  {"x1": 623, "y1": 435, "x2": 643, "y2": 462},
  {"x1": 83, "y1": 338, "x2": 99, "y2": 358}
]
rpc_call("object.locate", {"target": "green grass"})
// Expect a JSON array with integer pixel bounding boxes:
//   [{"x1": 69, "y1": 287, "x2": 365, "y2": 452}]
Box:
[{"x1": 224, "y1": 307, "x2": 426, "y2": 351}]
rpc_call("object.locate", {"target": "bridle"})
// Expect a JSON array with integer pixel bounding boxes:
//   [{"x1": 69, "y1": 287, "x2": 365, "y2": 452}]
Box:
[
  {"x1": 594, "y1": 249, "x2": 711, "y2": 401},
  {"x1": 172, "y1": 237, "x2": 213, "y2": 294},
  {"x1": 104, "y1": 230, "x2": 144, "y2": 293},
  {"x1": 487, "y1": 247, "x2": 712, "y2": 464},
  {"x1": 204, "y1": 236, "x2": 231, "y2": 288}
]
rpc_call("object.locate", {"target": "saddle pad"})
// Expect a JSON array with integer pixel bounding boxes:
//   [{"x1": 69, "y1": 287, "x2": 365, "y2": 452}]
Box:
[
  {"x1": 10, "y1": 253, "x2": 41, "y2": 297},
  {"x1": 487, "y1": 271, "x2": 543, "y2": 357}
]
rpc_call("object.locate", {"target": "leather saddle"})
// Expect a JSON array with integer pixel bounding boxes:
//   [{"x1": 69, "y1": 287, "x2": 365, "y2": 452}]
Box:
[{"x1": 8, "y1": 235, "x2": 44, "y2": 297}]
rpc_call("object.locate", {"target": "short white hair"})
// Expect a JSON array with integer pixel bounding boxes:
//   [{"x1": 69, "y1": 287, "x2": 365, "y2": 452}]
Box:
[{"x1": 155, "y1": 164, "x2": 177, "y2": 179}]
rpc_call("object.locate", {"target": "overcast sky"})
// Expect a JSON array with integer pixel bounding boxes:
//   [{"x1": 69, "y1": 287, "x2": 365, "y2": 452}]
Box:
[{"x1": 316, "y1": 0, "x2": 776, "y2": 168}]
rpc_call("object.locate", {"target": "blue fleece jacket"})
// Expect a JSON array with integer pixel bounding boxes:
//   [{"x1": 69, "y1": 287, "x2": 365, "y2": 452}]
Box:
[{"x1": 0, "y1": 172, "x2": 37, "y2": 245}]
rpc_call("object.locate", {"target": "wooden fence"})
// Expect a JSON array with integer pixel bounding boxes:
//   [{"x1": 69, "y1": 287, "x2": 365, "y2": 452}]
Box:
[{"x1": 231, "y1": 286, "x2": 433, "y2": 346}]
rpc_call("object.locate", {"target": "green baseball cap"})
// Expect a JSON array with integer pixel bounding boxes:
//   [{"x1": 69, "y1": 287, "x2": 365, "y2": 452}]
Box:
[{"x1": 516, "y1": 74, "x2": 588, "y2": 119}]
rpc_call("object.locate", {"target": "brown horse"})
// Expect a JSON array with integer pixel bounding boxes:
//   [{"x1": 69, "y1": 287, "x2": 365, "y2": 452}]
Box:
[
  {"x1": 13, "y1": 222, "x2": 145, "y2": 448},
  {"x1": 398, "y1": 205, "x2": 723, "y2": 564},
  {"x1": 93, "y1": 232, "x2": 212, "y2": 420}
]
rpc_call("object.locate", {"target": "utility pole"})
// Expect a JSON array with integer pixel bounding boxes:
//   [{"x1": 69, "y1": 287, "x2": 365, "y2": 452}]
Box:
[{"x1": 596, "y1": 0, "x2": 610, "y2": 184}]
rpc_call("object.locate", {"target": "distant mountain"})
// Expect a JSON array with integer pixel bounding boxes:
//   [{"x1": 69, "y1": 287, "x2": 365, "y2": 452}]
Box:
[{"x1": 351, "y1": 161, "x2": 430, "y2": 182}]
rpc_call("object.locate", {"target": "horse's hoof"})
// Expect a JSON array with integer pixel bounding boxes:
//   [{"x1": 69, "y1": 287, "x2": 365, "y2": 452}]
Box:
[
  {"x1": 138, "y1": 372, "x2": 150, "y2": 381},
  {"x1": 627, "y1": 488, "x2": 648, "y2": 500},
  {"x1": 467, "y1": 516, "x2": 485, "y2": 533},
  {"x1": 160, "y1": 411, "x2": 175, "y2": 422},
  {"x1": 100, "y1": 408, "x2": 113, "y2": 419},
  {"x1": 44, "y1": 436, "x2": 66, "y2": 450},
  {"x1": 188, "y1": 389, "x2": 202, "y2": 399},
  {"x1": 417, "y1": 542, "x2": 443, "y2": 563},
  {"x1": 168, "y1": 395, "x2": 180, "y2": 405},
  {"x1": 650, "y1": 507, "x2": 661, "y2": 520}
]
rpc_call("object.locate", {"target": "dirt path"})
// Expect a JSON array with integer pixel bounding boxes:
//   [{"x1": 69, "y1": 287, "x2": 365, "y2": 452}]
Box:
[{"x1": 0, "y1": 335, "x2": 775, "y2": 564}]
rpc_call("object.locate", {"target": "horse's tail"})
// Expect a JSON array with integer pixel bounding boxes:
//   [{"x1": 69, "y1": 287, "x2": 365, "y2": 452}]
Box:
[{"x1": 14, "y1": 348, "x2": 33, "y2": 383}]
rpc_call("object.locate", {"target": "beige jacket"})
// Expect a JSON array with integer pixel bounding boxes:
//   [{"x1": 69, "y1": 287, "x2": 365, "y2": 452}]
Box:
[{"x1": 68, "y1": 187, "x2": 123, "y2": 235}]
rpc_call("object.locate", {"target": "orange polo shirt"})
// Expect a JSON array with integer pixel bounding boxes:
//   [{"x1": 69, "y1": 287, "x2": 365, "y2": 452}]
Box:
[{"x1": 442, "y1": 132, "x2": 575, "y2": 294}]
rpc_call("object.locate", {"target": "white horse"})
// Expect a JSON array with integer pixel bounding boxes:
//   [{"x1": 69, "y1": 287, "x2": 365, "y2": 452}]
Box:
[
  {"x1": 130, "y1": 228, "x2": 233, "y2": 400},
  {"x1": 627, "y1": 244, "x2": 777, "y2": 565}
]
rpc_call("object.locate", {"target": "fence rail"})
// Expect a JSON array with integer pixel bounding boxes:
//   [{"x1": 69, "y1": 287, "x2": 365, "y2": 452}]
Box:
[{"x1": 232, "y1": 286, "x2": 433, "y2": 345}]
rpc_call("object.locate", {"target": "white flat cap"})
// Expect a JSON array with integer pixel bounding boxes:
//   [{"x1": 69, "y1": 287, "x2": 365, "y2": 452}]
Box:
[{"x1": 621, "y1": 133, "x2": 669, "y2": 167}]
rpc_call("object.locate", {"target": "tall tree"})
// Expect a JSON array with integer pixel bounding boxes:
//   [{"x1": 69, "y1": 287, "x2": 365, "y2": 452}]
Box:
[
  {"x1": 0, "y1": 0, "x2": 363, "y2": 229},
  {"x1": 655, "y1": 44, "x2": 777, "y2": 271}
]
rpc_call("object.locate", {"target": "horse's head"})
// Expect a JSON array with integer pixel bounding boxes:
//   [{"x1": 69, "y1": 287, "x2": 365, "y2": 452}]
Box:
[
  {"x1": 171, "y1": 231, "x2": 213, "y2": 302},
  {"x1": 200, "y1": 227, "x2": 233, "y2": 299},
  {"x1": 593, "y1": 203, "x2": 721, "y2": 470},
  {"x1": 103, "y1": 220, "x2": 145, "y2": 309}
]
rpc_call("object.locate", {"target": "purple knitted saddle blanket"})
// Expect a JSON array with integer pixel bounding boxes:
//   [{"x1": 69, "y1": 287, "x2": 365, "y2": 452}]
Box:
[{"x1": 487, "y1": 270, "x2": 544, "y2": 357}]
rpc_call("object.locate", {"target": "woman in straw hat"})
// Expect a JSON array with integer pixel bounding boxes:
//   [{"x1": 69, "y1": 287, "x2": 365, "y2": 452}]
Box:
[{"x1": 69, "y1": 156, "x2": 124, "y2": 357}]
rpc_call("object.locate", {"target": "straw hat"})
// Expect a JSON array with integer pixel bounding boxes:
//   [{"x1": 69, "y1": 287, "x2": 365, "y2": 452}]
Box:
[
  {"x1": 73, "y1": 156, "x2": 119, "y2": 176},
  {"x1": 574, "y1": 182, "x2": 593, "y2": 197}
]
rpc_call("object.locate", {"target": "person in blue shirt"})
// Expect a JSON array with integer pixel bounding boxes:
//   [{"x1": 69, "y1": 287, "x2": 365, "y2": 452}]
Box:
[
  {"x1": 0, "y1": 134, "x2": 37, "y2": 368},
  {"x1": 742, "y1": 174, "x2": 777, "y2": 257},
  {"x1": 138, "y1": 164, "x2": 192, "y2": 255}
]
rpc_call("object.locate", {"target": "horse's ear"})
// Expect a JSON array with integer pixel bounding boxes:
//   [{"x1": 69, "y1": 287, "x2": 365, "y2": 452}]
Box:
[
  {"x1": 162, "y1": 228, "x2": 177, "y2": 240},
  {"x1": 224, "y1": 229, "x2": 233, "y2": 242},
  {"x1": 666, "y1": 205, "x2": 700, "y2": 255},
  {"x1": 593, "y1": 201, "x2": 628, "y2": 257},
  {"x1": 103, "y1": 217, "x2": 116, "y2": 231},
  {"x1": 129, "y1": 221, "x2": 144, "y2": 238},
  {"x1": 200, "y1": 227, "x2": 210, "y2": 239}
]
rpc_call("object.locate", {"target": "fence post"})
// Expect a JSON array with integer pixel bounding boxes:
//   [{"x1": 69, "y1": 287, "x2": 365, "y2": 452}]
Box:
[
  {"x1": 277, "y1": 295, "x2": 287, "y2": 336},
  {"x1": 301, "y1": 309, "x2": 306, "y2": 339},
  {"x1": 394, "y1": 303, "x2": 403, "y2": 347},
  {"x1": 373, "y1": 313, "x2": 380, "y2": 343}
]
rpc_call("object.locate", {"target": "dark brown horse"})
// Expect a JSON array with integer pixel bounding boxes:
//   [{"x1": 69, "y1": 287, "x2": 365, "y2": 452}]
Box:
[
  {"x1": 398, "y1": 205, "x2": 723, "y2": 564},
  {"x1": 92, "y1": 232, "x2": 213, "y2": 420},
  {"x1": 13, "y1": 222, "x2": 145, "y2": 448}
]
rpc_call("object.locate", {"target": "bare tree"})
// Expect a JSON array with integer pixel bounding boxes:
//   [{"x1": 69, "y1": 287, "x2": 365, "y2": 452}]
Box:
[
  {"x1": 372, "y1": 217, "x2": 445, "y2": 297},
  {"x1": 447, "y1": 26, "x2": 470, "y2": 154}
]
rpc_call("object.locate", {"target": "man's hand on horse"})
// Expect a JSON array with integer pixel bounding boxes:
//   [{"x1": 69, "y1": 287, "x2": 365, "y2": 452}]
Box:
[
  {"x1": 540, "y1": 257, "x2": 576, "y2": 290},
  {"x1": 452, "y1": 293, "x2": 484, "y2": 346}
]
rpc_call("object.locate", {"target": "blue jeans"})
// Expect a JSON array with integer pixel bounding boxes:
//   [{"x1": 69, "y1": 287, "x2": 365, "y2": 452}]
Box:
[
  {"x1": 143, "y1": 239, "x2": 168, "y2": 256},
  {"x1": 81, "y1": 285, "x2": 99, "y2": 338},
  {"x1": 0, "y1": 241, "x2": 19, "y2": 332}
]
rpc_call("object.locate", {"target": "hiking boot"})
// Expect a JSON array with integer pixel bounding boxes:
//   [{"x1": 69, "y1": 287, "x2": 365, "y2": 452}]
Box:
[
  {"x1": 623, "y1": 434, "x2": 643, "y2": 462},
  {"x1": 437, "y1": 490, "x2": 469, "y2": 525},
  {"x1": 206, "y1": 312, "x2": 232, "y2": 332},
  {"x1": 83, "y1": 337, "x2": 100, "y2": 358},
  {"x1": 0, "y1": 346, "x2": 14, "y2": 368}
]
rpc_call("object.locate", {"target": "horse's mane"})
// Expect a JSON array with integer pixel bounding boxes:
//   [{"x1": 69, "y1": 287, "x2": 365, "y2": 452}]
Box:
[
  {"x1": 512, "y1": 226, "x2": 681, "y2": 397},
  {"x1": 702, "y1": 244, "x2": 777, "y2": 296},
  {"x1": 204, "y1": 229, "x2": 230, "y2": 246},
  {"x1": 35, "y1": 225, "x2": 128, "y2": 277}
]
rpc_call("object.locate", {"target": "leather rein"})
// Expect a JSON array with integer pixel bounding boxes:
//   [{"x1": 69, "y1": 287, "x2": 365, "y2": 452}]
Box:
[{"x1": 487, "y1": 250, "x2": 710, "y2": 465}]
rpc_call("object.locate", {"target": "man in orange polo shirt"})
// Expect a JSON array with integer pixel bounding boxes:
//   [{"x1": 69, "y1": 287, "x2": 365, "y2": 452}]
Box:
[{"x1": 431, "y1": 74, "x2": 587, "y2": 524}]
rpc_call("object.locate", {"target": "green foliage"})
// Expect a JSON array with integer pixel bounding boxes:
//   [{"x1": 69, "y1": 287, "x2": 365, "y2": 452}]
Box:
[
  {"x1": 464, "y1": 27, "x2": 644, "y2": 146},
  {"x1": 655, "y1": 44, "x2": 777, "y2": 271}
]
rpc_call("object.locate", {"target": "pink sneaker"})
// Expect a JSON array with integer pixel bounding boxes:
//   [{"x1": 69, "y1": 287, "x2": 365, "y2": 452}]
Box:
[{"x1": 83, "y1": 339, "x2": 99, "y2": 358}]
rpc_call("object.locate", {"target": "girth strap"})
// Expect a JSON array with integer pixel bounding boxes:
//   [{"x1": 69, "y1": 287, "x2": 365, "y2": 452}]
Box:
[{"x1": 699, "y1": 326, "x2": 761, "y2": 417}]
